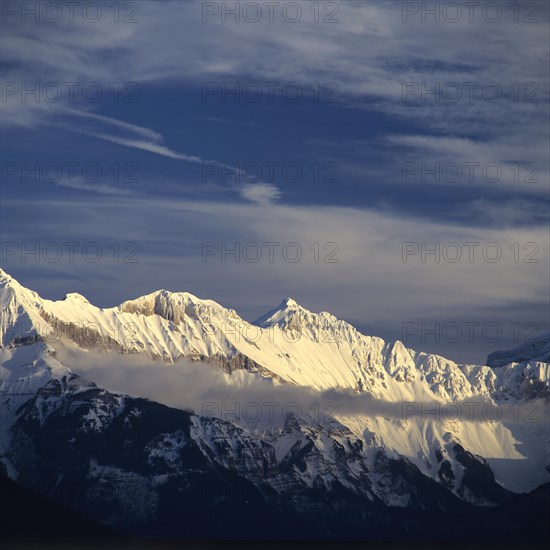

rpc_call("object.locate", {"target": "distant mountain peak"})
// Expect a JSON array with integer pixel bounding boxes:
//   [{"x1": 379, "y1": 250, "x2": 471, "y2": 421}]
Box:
[
  {"x1": 63, "y1": 292, "x2": 90, "y2": 304},
  {"x1": 118, "y1": 287, "x2": 233, "y2": 326},
  {"x1": 253, "y1": 297, "x2": 307, "y2": 328},
  {"x1": 486, "y1": 333, "x2": 550, "y2": 367}
]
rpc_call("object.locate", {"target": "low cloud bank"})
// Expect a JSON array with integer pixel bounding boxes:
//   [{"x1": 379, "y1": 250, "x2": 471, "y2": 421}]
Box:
[{"x1": 57, "y1": 345, "x2": 548, "y2": 429}]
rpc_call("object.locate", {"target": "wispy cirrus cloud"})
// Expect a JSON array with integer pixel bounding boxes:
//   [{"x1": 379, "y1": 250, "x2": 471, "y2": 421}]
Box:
[
  {"x1": 239, "y1": 183, "x2": 281, "y2": 205},
  {"x1": 52, "y1": 177, "x2": 132, "y2": 196},
  {"x1": 2, "y1": 1, "x2": 548, "y2": 198},
  {"x1": 3, "y1": 2, "x2": 548, "y2": 141}
]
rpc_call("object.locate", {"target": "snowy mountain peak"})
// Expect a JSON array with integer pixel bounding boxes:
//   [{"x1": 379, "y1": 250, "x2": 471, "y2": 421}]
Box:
[
  {"x1": 63, "y1": 292, "x2": 90, "y2": 304},
  {"x1": 253, "y1": 297, "x2": 307, "y2": 328},
  {"x1": 0, "y1": 267, "x2": 12, "y2": 282},
  {"x1": 118, "y1": 288, "x2": 233, "y2": 326},
  {"x1": 0, "y1": 268, "x2": 24, "y2": 290},
  {"x1": 120, "y1": 288, "x2": 223, "y2": 309}
]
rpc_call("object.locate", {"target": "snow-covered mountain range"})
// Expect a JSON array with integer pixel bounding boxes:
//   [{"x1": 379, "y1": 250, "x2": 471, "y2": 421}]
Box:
[{"x1": 1, "y1": 268, "x2": 549, "y2": 540}]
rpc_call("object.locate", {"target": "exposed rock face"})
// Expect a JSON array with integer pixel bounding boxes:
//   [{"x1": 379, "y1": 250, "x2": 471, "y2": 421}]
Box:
[
  {"x1": 120, "y1": 290, "x2": 187, "y2": 325},
  {"x1": 39, "y1": 309, "x2": 127, "y2": 353}
]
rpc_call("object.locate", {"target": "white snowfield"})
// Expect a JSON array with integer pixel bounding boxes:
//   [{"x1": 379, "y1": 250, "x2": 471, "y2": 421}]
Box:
[{"x1": 1, "y1": 267, "x2": 549, "y2": 495}]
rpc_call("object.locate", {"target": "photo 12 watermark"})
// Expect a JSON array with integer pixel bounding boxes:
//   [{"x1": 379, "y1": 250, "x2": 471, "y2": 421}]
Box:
[
  {"x1": 402, "y1": 81, "x2": 540, "y2": 104},
  {"x1": 201, "y1": 241, "x2": 340, "y2": 263},
  {"x1": 401, "y1": 321, "x2": 541, "y2": 345},
  {"x1": 201, "y1": 400, "x2": 340, "y2": 425},
  {"x1": 201, "y1": 2, "x2": 340, "y2": 24},
  {"x1": 401, "y1": 242, "x2": 540, "y2": 263},
  {"x1": 2, "y1": 161, "x2": 140, "y2": 185},
  {"x1": 401, "y1": 2, "x2": 541, "y2": 24},
  {"x1": 202, "y1": 81, "x2": 340, "y2": 103},
  {"x1": 1, "y1": 241, "x2": 140, "y2": 264},
  {"x1": 1, "y1": 81, "x2": 140, "y2": 104},
  {"x1": 401, "y1": 162, "x2": 539, "y2": 185},
  {"x1": 401, "y1": 400, "x2": 544, "y2": 424},
  {"x1": 202, "y1": 161, "x2": 339, "y2": 185},
  {"x1": 1, "y1": 2, "x2": 140, "y2": 24}
]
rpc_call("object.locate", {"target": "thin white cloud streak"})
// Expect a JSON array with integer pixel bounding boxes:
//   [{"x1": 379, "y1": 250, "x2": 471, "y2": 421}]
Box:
[
  {"x1": 84, "y1": 132, "x2": 281, "y2": 204},
  {"x1": 70, "y1": 110, "x2": 165, "y2": 143},
  {"x1": 53, "y1": 177, "x2": 132, "y2": 196},
  {"x1": 65, "y1": 110, "x2": 281, "y2": 203},
  {"x1": 3, "y1": 101, "x2": 282, "y2": 204},
  {"x1": 85, "y1": 132, "x2": 204, "y2": 163}
]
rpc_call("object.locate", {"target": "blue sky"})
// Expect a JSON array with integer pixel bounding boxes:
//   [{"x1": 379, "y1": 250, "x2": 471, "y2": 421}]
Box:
[{"x1": 1, "y1": 0, "x2": 549, "y2": 363}]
